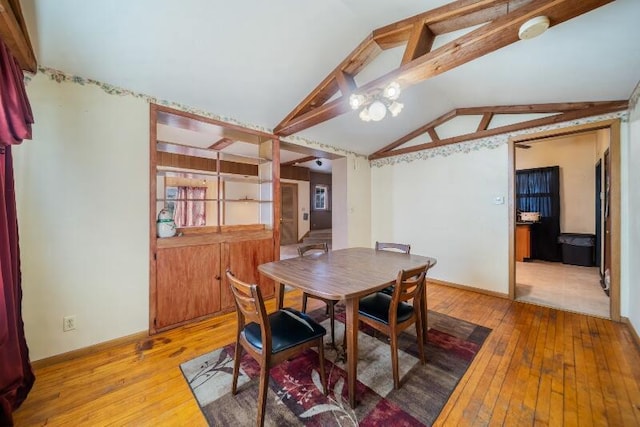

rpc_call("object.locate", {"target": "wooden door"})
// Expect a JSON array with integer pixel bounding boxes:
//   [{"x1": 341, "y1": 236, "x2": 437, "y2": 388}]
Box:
[
  {"x1": 221, "y1": 238, "x2": 275, "y2": 309},
  {"x1": 156, "y1": 244, "x2": 221, "y2": 329},
  {"x1": 280, "y1": 183, "x2": 298, "y2": 245}
]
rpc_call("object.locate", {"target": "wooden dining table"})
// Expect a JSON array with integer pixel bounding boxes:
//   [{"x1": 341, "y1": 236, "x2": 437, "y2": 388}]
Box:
[{"x1": 258, "y1": 247, "x2": 437, "y2": 408}]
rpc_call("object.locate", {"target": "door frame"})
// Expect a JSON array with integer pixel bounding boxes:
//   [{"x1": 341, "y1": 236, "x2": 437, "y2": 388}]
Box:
[{"x1": 508, "y1": 118, "x2": 621, "y2": 321}]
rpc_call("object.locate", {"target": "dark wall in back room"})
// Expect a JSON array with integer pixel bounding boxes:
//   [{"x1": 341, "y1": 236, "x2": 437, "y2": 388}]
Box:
[{"x1": 310, "y1": 172, "x2": 332, "y2": 230}]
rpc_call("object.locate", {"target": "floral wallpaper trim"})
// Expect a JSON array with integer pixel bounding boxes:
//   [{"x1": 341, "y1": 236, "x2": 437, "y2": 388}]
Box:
[
  {"x1": 29, "y1": 66, "x2": 366, "y2": 159},
  {"x1": 629, "y1": 80, "x2": 640, "y2": 112},
  {"x1": 370, "y1": 111, "x2": 628, "y2": 168},
  {"x1": 629, "y1": 80, "x2": 640, "y2": 121}
]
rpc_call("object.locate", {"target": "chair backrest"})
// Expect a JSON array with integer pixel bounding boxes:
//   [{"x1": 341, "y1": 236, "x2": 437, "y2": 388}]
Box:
[
  {"x1": 375, "y1": 241, "x2": 411, "y2": 254},
  {"x1": 389, "y1": 262, "x2": 433, "y2": 321},
  {"x1": 226, "y1": 269, "x2": 270, "y2": 342},
  {"x1": 298, "y1": 242, "x2": 329, "y2": 257}
]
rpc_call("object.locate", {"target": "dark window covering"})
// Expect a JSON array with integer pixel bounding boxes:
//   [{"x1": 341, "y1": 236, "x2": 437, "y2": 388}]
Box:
[
  {"x1": 0, "y1": 37, "x2": 35, "y2": 424},
  {"x1": 516, "y1": 166, "x2": 561, "y2": 262}
]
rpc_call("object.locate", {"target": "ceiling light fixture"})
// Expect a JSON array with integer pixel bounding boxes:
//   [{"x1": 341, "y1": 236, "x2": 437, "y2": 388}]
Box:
[
  {"x1": 518, "y1": 16, "x2": 550, "y2": 40},
  {"x1": 350, "y1": 81, "x2": 404, "y2": 122}
]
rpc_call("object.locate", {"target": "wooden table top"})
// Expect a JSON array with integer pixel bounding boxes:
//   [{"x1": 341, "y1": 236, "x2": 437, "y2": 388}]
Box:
[{"x1": 258, "y1": 247, "x2": 437, "y2": 300}]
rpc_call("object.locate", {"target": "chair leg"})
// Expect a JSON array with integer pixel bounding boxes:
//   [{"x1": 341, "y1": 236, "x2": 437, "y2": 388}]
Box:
[
  {"x1": 328, "y1": 303, "x2": 335, "y2": 346},
  {"x1": 302, "y1": 293, "x2": 308, "y2": 313},
  {"x1": 257, "y1": 362, "x2": 269, "y2": 427},
  {"x1": 390, "y1": 333, "x2": 400, "y2": 390},
  {"x1": 415, "y1": 311, "x2": 426, "y2": 365},
  {"x1": 317, "y1": 339, "x2": 328, "y2": 395},
  {"x1": 232, "y1": 341, "x2": 242, "y2": 395}
]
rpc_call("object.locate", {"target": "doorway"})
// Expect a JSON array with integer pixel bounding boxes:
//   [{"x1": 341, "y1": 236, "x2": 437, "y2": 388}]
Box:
[{"x1": 509, "y1": 119, "x2": 621, "y2": 320}]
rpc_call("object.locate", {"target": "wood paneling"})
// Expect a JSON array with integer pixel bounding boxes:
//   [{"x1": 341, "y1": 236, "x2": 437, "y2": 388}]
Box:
[
  {"x1": 281, "y1": 165, "x2": 310, "y2": 181},
  {"x1": 222, "y1": 238, "x2": 275, "y2": 309},
  {"x1": 157, "y1": 151, "x2": 259, "y2": 176},
  {"x1": 155, "y1": 244, "x2": 221, "y2": 329},
  {"x1": 15, "y1": 284, "x2": 640, "y2": 425}
]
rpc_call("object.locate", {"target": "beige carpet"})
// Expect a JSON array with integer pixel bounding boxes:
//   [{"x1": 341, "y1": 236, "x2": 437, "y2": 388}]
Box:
[{"x1": 515, "y1": 260, "x2": 609, "y2": 318}]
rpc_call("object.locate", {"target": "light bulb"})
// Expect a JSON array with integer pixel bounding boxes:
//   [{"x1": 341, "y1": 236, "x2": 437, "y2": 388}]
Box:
[
  {"x1": 359, "y1": 107, "x2": 371, "y2": 122},
  {"x1": 349, "y1": 93, "x2": 365, "y2": 110},
  {"x1": 383, "y1": 82, "x2": 401, "y2": 100},
  {"x1": 388, "y1": 101, "x2": 404, "y2": 117},
  {"x1": 368, "y1": 101, "x2": 387, "y2": 121}
]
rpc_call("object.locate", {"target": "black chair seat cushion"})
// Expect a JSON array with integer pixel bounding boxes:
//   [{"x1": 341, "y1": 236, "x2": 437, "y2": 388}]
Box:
[
  {"x1": 244, "y1": 308, "x2": 326, "y2": 354},
  {"x1": 359, "y1": 292, "x2": 414, "y2": 325},
  {"x1": 379, "y1": 286, "x2": 394, "y2": 296}
]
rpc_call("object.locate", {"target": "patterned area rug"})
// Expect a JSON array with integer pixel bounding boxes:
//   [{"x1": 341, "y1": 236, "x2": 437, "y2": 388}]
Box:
[{"x1": 180, "y1": 308, "x2": 491, "y2": 426}]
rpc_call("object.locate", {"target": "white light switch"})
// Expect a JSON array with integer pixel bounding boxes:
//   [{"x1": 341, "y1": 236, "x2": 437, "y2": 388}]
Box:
[{"x1": 494, "y1": 196, "x2": 505, "y2": 205}]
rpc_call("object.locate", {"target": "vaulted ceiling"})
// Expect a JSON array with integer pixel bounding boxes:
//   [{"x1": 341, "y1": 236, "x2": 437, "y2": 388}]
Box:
[{"x1": 22, "y1": 0, "x2": 640, "y2": 156}]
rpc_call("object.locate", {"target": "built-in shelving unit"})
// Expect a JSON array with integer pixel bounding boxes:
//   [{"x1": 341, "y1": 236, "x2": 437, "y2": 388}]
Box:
[{"x1": 149, "y1": 104, "x2": 280, "y2": 334}]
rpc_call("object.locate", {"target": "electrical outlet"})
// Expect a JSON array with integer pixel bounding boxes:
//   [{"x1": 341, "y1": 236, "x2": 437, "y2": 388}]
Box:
[{"x1": 63, "y1": 315, "x2": 76, "y2": 332}]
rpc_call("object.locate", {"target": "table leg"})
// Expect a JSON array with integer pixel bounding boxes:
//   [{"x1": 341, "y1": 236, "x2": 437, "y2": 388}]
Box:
[
  {"x1": 275, "y1": 282, "x2": 285, "y2": 310},
  {"x1": 345, "y1": 297, "x2": 359, "y2": 408}
]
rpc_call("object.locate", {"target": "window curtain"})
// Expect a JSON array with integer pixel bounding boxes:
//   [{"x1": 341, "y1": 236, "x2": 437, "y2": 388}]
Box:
[
  {"x1": 173, "y1": 187, "x2": 207, "y2": 227},
  {"x1": 516, "y1": 166, "x2": 561, "y2": 261},
  {"x1": 0, "y1": 38, "x2": 35, "y2": 424}
]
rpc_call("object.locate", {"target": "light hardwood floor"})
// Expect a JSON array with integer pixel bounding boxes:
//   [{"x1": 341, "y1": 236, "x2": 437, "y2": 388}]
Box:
[
  {"x1": 14, "y1": 284, "x2": 640, "y2": 426},
  {"x1": 516, "y1": 260, "x2": 609, "y2": 318}
]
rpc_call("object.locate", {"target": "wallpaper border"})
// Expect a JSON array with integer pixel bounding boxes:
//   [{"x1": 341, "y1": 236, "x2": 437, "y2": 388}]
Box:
[
  {"x1": 27, "y1": 66, "x2": 366, "y2": 160},
  {"x1": 370, "y1": 111, "x2": 628, "y2": 167}
]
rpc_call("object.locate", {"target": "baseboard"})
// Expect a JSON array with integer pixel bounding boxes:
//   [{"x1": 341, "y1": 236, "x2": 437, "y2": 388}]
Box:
[
  {"x1": 428, "y1": 278, "x2": 510, "y2": 300},
  {"x1": 621, "y1": 316, "x2": 640, "y2": 351},
  {"x1": 31, "y1": 330, "x2": 149, "y2": 370}
]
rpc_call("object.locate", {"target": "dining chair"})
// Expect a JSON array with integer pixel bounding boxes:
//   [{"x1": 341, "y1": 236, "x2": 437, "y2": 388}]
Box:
[
  {"x1": 356, "y1": 263, "x2": 432, "y2": 390},
  {"x1": 227, "y1": 269, "x2": 327, "y2": 427},
  {"x1": 375, "y1": 241, "x2": 411, "y2": 296},
  {"x1": 298, "y1": 242, "x2": 339, "y2": 346}
]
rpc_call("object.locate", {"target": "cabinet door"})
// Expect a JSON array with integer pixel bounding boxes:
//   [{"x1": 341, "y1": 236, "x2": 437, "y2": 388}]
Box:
[
  {"x1": 156, "y1": 244, "x2": 221, "y2": 329},
  {"x1": 221, "y1": 238, "x2": 275, "y2": 309}
]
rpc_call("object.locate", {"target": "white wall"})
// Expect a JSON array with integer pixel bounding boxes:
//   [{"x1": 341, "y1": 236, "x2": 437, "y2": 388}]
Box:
[
  {"x1": 14, "y1": 73, "x2": 149, "y2": 360},
  {"x1": 331, "y1": 155, "x2": 371, "y2": 250},
  {"x1": 371, "y1": 145, "x2": 510, "y2": 294},
  {"x1": 281, "y1": 178, "x2": 310, "y2": 240},
  {"x1": 515, "y1": 132, "x2": 598, "y2": 234},
  {"x1": 332, "y1": 158, "x2": 348, "y2": 249},
  {"x1": 347, "y1": 155, "x2": 371, "y2": 248},
  {"x1": 627, "y1": 92, "x2": 640, "y2": 334}
]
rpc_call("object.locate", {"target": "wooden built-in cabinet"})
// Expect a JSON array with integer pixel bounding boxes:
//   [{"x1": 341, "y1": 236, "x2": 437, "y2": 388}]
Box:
[
  {"x1": 154, "y1": 232, "x2": 274, "y2": 331},
  {"x1": 515, "y1": 223, "x2": 531, "y2": 262},
  {"x1": 156, "y1": 244, "x2": 221, "y2": 329},
  {"x1": 150, "y1": 104, "x2": 281, "y2": 334}
]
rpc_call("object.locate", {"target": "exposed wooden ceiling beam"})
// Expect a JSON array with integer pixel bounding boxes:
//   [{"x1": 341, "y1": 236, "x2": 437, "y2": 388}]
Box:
[
  {"x1": 275, "y1": 0, "x2": 612, "y2": 137},
  {"x1": 427, "y1": 127, "x2": 440, "y2": 142},
  {"x1": 368, "y1": 100, "x2": 627, "y2": 160},
  {"x1": 457, "y1": 101, "x2": 622, "y2": 115},
  {"x1": 401, "y1": 21, "x2": 435, "y2": 65},
  {"x1": 371, "y1": 109, "x2": 457, "y2": 156},
  {"x1": 477, "y1": 112, "x2": 494, "y2": 131},
  {"x1": 0, "y1": 0, "x2": 37, "y2": 72},
  {"x1": 208, "y1": 137, "x2": 234, "y2": 150},
  {"x1": 275, "y1": 0, "x2": 527, "y2": 135},
  {"x1": 281, "y1": 155, "x2": 316, "y2": 167}
]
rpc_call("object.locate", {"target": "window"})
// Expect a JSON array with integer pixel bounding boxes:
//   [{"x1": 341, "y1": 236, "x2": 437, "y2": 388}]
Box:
[{"x1": 313, "y1": 185, "x2": 329, "y2": 210}]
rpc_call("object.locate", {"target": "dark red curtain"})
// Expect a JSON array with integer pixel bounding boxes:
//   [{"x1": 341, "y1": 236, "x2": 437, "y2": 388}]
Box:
[{"x1": 0, "y1": 37, "x2": 35, "y2": 425}]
